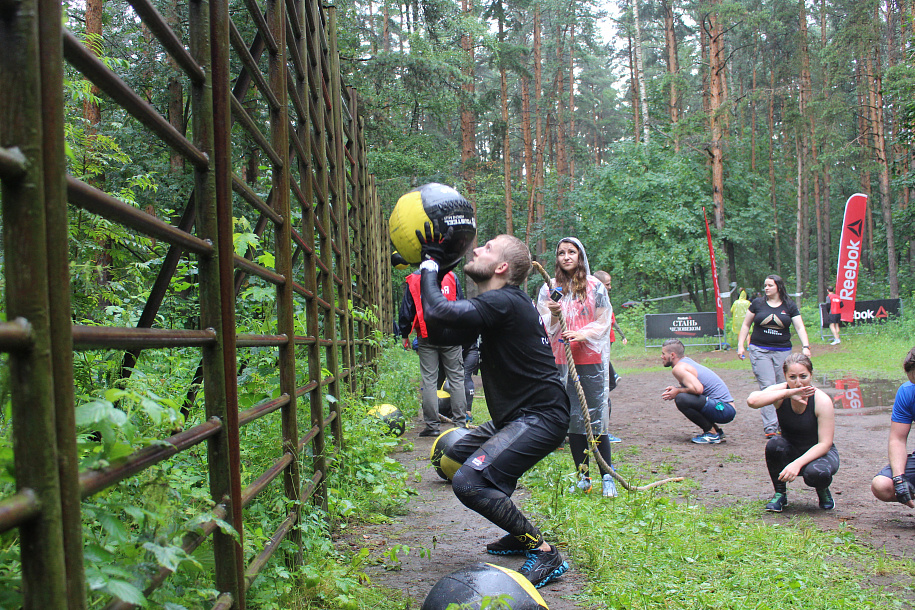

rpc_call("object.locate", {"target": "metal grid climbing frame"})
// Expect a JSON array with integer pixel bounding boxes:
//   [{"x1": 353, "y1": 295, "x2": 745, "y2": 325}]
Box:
[{"x1": 0, "y1": 0, "x2": 388, "y2": 607}]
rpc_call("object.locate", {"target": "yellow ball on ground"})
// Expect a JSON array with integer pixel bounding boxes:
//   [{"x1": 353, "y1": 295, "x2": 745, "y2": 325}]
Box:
[
  {"x1": 367, "y1": 404, "x2": 406, "y2": 436},
  {"x1": 429, "y1": 426, "x2": 471, "y2": 480}
]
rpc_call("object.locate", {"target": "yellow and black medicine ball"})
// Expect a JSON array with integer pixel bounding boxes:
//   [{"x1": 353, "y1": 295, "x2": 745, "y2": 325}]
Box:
[
  {"x1": 391, "y1": 250, "x2": 410, "y2": 270},
  {"x1": 421, "y1": 563, "x2": 549, "y2": 610},
  {"x1": 388, "y1": 183, "x2": 476, "y2": 268},
  {"x1": 367, "y1": 404, "x2": 406, "y2": 437},
  {"x1": 429, "y1": 426, "x2": 471, "y2": 481}
]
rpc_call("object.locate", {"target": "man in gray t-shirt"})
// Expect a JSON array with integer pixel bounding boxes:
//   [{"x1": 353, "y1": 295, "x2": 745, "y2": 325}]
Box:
[{"x1": 661, "y1": 339, "x2": 736, "y2": 445}]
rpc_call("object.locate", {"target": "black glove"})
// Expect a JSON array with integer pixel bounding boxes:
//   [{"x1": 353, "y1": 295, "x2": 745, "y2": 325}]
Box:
[
  {"x1": 416, "y1": 222, "x2": 458, "y2": 280},
  {"x1": 893, "y1": 475, "x2": 914, "y2": 504},
  {"x1": 416, "y1": 222, "x2": 452, "y2": 264}
]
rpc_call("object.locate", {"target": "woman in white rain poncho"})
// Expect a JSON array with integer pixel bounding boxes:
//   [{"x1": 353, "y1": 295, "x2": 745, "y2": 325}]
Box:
[{"x1": 537, "y1": 238, "x2": 615, "y2": 496}]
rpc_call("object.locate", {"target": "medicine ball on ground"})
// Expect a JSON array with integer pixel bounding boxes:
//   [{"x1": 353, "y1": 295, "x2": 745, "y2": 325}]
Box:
[{"x1": 421, "y1": 563, "x2": 548, "y2": 610}]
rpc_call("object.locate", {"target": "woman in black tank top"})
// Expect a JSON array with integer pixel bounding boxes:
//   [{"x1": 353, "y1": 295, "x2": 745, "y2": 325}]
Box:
[{"x1": 747, "y1": 353, "x2": 839, "y2": 512}]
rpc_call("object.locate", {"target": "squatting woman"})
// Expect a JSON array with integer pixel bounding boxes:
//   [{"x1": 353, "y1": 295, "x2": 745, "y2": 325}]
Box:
[{"x1": 747, "y1": 353, "x2": 839, "y2": 512}]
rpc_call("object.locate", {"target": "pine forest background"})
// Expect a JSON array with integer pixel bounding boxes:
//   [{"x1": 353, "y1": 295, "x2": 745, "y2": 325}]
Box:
[{"x1": 67, "y1": 0, "x2": 915, "y2": 315}]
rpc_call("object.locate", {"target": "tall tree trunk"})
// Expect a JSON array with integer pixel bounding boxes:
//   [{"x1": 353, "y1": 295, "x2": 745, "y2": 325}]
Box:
[
  {"x1": 555, "y1": 25, "x2": 567, "y2": 206},
  {"x1": 533, "y1": 5, "x2": 545, "y2": 256},
  {"x1": 662, "y1": 0, "x2": 680, "y2": 152},
  {"x1": 769, "y1": 70, "x2": 780, "y2": 274},
  {"x1": 568, "y1": 24, "x2": 576, "y2": 181},
  {"x1": 460, "y1": 0, "x2": 476, "y2": 238},
  {"x1": 628, "y1": 32, "x2": 641, "y2": 140},
  {"x1": 798, "y1": 0, "x2": 812, "y2": 294},
  {"x1": 751, "y1": 32, "x2": 758, "y2": 172},
  {"x1": 633, "y1": 0, "x2": 650, "y2": 144},
  {"x1": 707, "y1": 1, "x2": 730, "y2": 308},
  {"x1": 521, "y1": 72, "x2": 534, "y2": 212},
  {"x1": 498, "y1": 15, "x2": 513, "y2": 234},
  {"x1": 871, "y1": 37, "x2": 900, "y2": 297},
  {"x1": 166, "y1": 0, "x2": 185, "y2": 175},
  {"x1": 862, "y1": 55, "x2": 877, "y2": 272}
]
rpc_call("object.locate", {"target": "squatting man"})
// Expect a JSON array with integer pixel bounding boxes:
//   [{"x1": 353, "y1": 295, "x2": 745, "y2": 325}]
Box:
[{"x1": 661, "y1": 339, "x2": 736, "y2": 444}]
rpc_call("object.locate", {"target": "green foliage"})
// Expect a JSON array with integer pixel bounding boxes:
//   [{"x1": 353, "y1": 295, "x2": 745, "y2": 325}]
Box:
[{"x1": 523, "y1": 452, "x2": 912, "y2": 609}]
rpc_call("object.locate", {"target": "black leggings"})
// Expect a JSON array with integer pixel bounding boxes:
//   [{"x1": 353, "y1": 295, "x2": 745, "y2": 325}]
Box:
[
  {"x1": 568, "y1": 433, "x2": 613, "y2": 477},
  {"x1": 674, "y1": 393, "x2": 720, "y2": 434},
  {"x1": 765, "y1": 436, "x2": 840, "y2": 492},
  {"x1": 447, "y1": 411, "x2": 568, "y2": 550}
]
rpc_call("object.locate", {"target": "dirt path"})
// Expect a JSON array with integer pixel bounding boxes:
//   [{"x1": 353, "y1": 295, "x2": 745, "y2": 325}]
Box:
[{"x1": 349, "y1": 350, "x2": 914, "y2": 608}]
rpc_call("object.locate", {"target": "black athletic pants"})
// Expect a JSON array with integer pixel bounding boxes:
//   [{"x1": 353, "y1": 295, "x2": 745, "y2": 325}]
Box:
[
  {"x1": 765, "y1": 436, "x2": 840, "y2": 492},
  {"x1": 446, "y1": 408, "x2": 568, "y2": 549}
]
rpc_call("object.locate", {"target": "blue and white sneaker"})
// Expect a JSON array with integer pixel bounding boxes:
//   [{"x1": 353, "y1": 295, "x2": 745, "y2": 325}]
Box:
[
  {"x1": 519, "y1": 545, "x2": 569, "y2": 588},
  {"x1": 606, "y1": 434, "x2": 622, "y2": 443},
  {"x1": 691, "y1": 431, "x2": 723, "y2": 444},
  {"x1": 602, "y1": 473, "x2": 618, "y2": 497},
  {"x1": 567, "y1": 475, "x2": 592, "y2": 494}
]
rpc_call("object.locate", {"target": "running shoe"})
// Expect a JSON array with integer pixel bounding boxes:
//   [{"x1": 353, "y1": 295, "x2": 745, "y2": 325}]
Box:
[
  {"x1": 763, "y1": 425, "x2": 781, "y2": 439},
  {"x1": 602, "y1": 473, "x2": 618, "y2": 497},
  {"x1": 830, "y1": 339, "x2": 841, "y2": 345},
  {"x1": 567, "y1": 476, "x2": 593, "y2": 494},
  {"x1": 418, "y1": 428, "x2": 438, "y2": 437},
  {"x1": 765, "y1": 492, "x2": 788, "y2": 512},
  {"x1": 691, "y1": 432, "x2": 722, "y2": 444},
  {"x1": 817, "y1": 487, "x2": 835, "y2": 510},
  {"x1": 519, "y1": 545, "x2": 569, "y2": 588},
  {"x1": 485, "y1": 534, "x2": 528, "y2": 555},
  {"x1": 607, "y1": 434, "x2": 623, "y2": 443}
]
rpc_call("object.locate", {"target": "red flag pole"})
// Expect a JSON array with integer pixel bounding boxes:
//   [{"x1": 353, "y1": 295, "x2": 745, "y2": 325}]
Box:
[{"x1": 703, "y1": 207, "x2": 725, "y2": 335}]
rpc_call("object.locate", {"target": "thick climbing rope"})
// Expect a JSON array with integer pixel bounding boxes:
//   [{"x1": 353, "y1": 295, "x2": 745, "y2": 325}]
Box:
[{"x1": 532, "y1": 261, "x2": 683, "y2": 492}]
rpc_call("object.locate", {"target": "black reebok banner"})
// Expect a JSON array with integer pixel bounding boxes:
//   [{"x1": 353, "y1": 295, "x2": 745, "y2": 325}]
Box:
[
  {"x1": 818, "y1": 298, "x2": 902, "y2": 328},
  {"x1": 645, "y1": 312, "x2": 721, "y2": 339}
]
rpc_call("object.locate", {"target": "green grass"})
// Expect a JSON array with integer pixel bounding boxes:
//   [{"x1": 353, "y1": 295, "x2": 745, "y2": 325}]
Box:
[{"x1": 523, "y1": 452, "x2": 915, "y2": 609}]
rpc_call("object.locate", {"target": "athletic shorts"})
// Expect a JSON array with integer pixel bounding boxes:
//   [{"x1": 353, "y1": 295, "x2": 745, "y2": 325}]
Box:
[
  {"x1": 445, "y1": 408, "x2": 568, "y2": 497},
  {"x1": 877, "y1": 452, "x2": 915, "y2": 484},
  {"x1": 700, "y1": 397, "x2": 737, "y2": 424}
]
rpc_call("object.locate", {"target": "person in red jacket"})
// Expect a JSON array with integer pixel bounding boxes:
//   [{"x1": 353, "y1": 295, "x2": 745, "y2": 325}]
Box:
[{"x1": 398, "y1": 269, "x2": 467, "y2": 435}]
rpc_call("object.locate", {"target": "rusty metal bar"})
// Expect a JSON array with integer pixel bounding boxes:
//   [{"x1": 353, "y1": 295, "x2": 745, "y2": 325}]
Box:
[
  {"x1": 0, "y1": 489, "x2": 39, "y2": 533},
  {"x1": 0, "y1": 318, "x2": 32, "y2": 351},
  {"x1": 239, "y1": 394, "x2": 290, "y2": 427},
  {"x1": 79, "y1": 418, "x2": 223, "y2": 499},
  {"x1": 284, "y1": 19, "x2": 306, "y2": 81},
  {"x1": 291, "y1": 228, "x2": 313, "y2": 255},
  {"x1": 241, "y1": 0, "x2": 277, "y2": 53},
  {"x1": 240, "y1": 453, "x2": 293, "y2": 508},
  {"x1": 243, "y1": 509, "x2": 297, "y2": 590},
  {"x1": 198, "y1": 0, "x2": 246, "y2": 602},
  {"x1": 0, "y1": 146, "x2": 26, "y2": 180},
  {"x1": 1, "y1": 0, "x2": 71, "y2": 604},
  {"x1": 119, "y1": 195, "x2": 197, "y2": 379},
  {"x1": 39, "y1": 2, "x2": 87, "y2": 604},
  {"x1": 284, "y1": 0, "x2": 301, "y2": 39},
  {"x1": 228, "y1": 19, "x2": 280, "y2": 110},
  {"x1": 235, "y1": 333, "x2": 289, "y2": 347},
  {"x1": 126, "y1": 0, "x2": 206, "y2": 84},
  {"x1": 267, "y1": 0, "x2": 304, "y2": 569},
  {"x1": 62, "y1": 30, "x2": 209, "y2": 170},
  {"x1": 67, "y1": 176, "x2": 213, "y2": 255},
  {"x1": 72, "y1": 326, "x2": 217, "y2": 350},
  {"x1": 231, "y1": 175, "x2": 283, "y2": 224},
  {"x1": 233, "y1": 254, "x2": 285, "y2": 285},
  {"x1": 230, "y1": 93, "x2": 283, "y2": 168}
]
